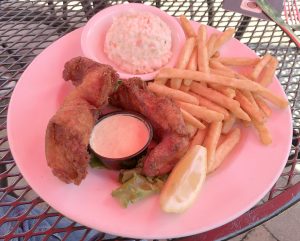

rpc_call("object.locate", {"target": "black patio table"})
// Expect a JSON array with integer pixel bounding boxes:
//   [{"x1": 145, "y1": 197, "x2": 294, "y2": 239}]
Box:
[{"x1": 0, "y1": 0, "x2": 299, "y2": 240}]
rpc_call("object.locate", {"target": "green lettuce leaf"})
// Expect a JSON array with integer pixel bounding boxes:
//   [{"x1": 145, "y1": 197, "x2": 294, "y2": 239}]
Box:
[
  {"x1": 90, "y1": 154, "x2": 167, "y2": 207},
  {"x1": 112, "y1": 172, "x2": 165, "y2": 207},
  {"x1": 119, "y1": 168, "x2": 142, "y2": 183}
]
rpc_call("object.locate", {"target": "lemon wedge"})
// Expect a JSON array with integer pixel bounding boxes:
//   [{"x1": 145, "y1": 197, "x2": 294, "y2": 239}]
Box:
[{"x1": 160, "y1": 145, "x2": 207, "y2": 213}]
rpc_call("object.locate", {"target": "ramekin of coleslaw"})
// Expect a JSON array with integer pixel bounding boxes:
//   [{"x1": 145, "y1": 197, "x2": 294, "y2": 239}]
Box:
[{"x1": 81, "y1": 3, "x2": 185, "y2": 80}]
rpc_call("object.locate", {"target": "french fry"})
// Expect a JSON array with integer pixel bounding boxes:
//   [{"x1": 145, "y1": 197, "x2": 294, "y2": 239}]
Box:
[
  {"x1": 209, "y1": 58, "x2": 228, "y2": 71},
  {"x1": 222, "y1": 114, "x2": 236, "y2": 134},
  {"x1": 217, "y1": 134, "x2": 226, "y2": 147},
  {"x1": 170, "y1": 37, "x2": 196, "y2": 89},
  {"x1": 208, "y1": 83, "x2": 236, "y2": 98},
  {"x1": 251, "y1": 53, "x2": 272, "y2": 80},
  {"x1": 197, "y1": 25, "x2": 210, "y2": 74},
  {"x1": 209, "y1": 128, "x2": 241, "y2": 173},
  {"x1": 157, "y1": 67, "x2": 288, "y2": 110},
  {"x1": 210, "y1": 61, "x2": 258, "y2": 94},
  {"x1": 259, "y1": 57, "x2": 278, "y2": 87},
  {"x1": 240, "y1": 71, "x2": 254, "y2": 80},
  {"x1": 254, "y1": 95, "x2": 272, "y2": 117},
  {"x1": 200, "y1": 35, "x2": 288, "y2": 108},
  {"x1": 241, "y1": 90, "x2": 266, "y2": 120},
  {"x1": 242, "y1": 89, "x2": 271, "y2": 120},
  {"x1": 210, "y1": 60, "x2": 252, "y2": 81},
  {"x1": 189, "y1": 91, "x2": 230, "y2": 119},
  {"x1": 154, "y1": 77, "x2": 168, "y2": 85},
  {"x1": 178, "y1": 101, "x2": 225, "y2": 123},
  {"x1": 210, "y1": 68, "x2": 235, "y2": 78},
  {"x1": 256, "y1": 88, "x2": 289, "y2": 109},
  {"x1": 216, "y1": 57, "x2": 260, "y2": 66},
  {"x1": 252, "y1": 120, "x2": 272, "y2": 145},
  {"x1": 157, "y1": 68, "x2": 264, "y2": 92},
  {"x1": 177, "y1": 38, "x2": 196, "y2": 69},
  {"x1": 210, "y1": 60, "x2": 247, "y2": 81},
  {"x1": 209, "y1": 28, "x2": 235, "y2": 57},
  {"x1": 210, "y1": 65, "x2": 246, "y2": 95},
  {"x1": 180, "y1": 108, "x2": 206, "y2": 129},
  {"x1": 235, "y1": 90, "x2": 266, "y2": 123},
  {"x1": 186, "y1": 123, "x2": 198, "y2": 138},
  {"x1": 183, "y1": 49, "x2": 197, "y2": 87},
  {"x1": 190, "y1": 128, "x2": 207, "y2": 147},
  {"x1": 210, "y1": 59, "x2": 251, "y2": 82},
  {"x1": 241, "y1": 90, "x2": 259, "y2": 108},
  {"x1": 203, "y1": 121, "x2": 223, "y2": 171},
  {"x1": 180, "y1": 84, "x2": 190, "y2": 92},
  {"x1": 190, "y1": 82, "x2": 251, "y2": 121},
  {"x1": 148, "y1": 82, "x2": 199, "y2": 105},
  {"x1": 211, "y1": 62, "x2": 279, "y2": 106},
  {"x1": 179, "y1": 15, "x2": 196, "y2": 38},
  {"x1": 207, "y1": 33, "x2": 218, "y2": 57}
]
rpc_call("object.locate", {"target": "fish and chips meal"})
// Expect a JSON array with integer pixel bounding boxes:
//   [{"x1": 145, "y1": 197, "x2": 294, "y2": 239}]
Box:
[{"x1": 45, "y1": 12, "x2": 289, "y2": 213}]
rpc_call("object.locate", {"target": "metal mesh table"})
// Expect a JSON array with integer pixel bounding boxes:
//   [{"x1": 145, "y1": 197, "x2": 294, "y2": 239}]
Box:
[{"x1": 0, "y1": 0, "x2": 299, "y2": 240}]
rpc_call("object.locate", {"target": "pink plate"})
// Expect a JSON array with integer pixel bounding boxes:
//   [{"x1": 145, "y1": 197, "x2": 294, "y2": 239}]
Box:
[
  {"x1": 7, "y1": 20, "x2": 292, "y2": 239},
  {"x1": 81, "y1": 3, "x2": 185, "y2": 81}
]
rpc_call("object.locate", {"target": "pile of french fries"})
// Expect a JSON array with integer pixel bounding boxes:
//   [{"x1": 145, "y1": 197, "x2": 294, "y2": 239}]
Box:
[{"x1": 148, "y1": 15, "x2": 289, "y2": 174}]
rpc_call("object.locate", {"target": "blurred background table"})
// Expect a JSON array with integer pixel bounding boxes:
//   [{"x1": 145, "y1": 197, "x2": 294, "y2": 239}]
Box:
[{"x1": 0, "y1": 0, "x2": 299, "y2": 240}]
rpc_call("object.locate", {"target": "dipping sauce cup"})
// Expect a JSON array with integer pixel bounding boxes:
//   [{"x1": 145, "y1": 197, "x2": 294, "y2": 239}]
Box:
[{"x1": 89, "y1": 111, "x2": 153, "y2": 170}]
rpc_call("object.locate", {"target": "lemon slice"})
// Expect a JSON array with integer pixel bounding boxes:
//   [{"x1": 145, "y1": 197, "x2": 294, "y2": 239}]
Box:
[{"x1": 160, "y1": 145, "x2": 207, "y2": 213}]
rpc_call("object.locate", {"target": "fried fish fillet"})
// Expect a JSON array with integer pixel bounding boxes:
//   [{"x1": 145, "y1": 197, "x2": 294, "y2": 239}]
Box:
[
  {"x1": 110, "y1": 78, "x2": 189, "y2": 176},
  {"x1": 45, "y1": 57, "x2": 118, "y2": 185},
  {"x1": 63, "y1": 56, "x2": 100, "y2": 86}
]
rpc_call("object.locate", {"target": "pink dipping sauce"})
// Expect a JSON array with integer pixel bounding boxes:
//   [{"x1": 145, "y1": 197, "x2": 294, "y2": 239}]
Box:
[{"x1": 90, "y1": 114, "x2": 150, "y2": 159}]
